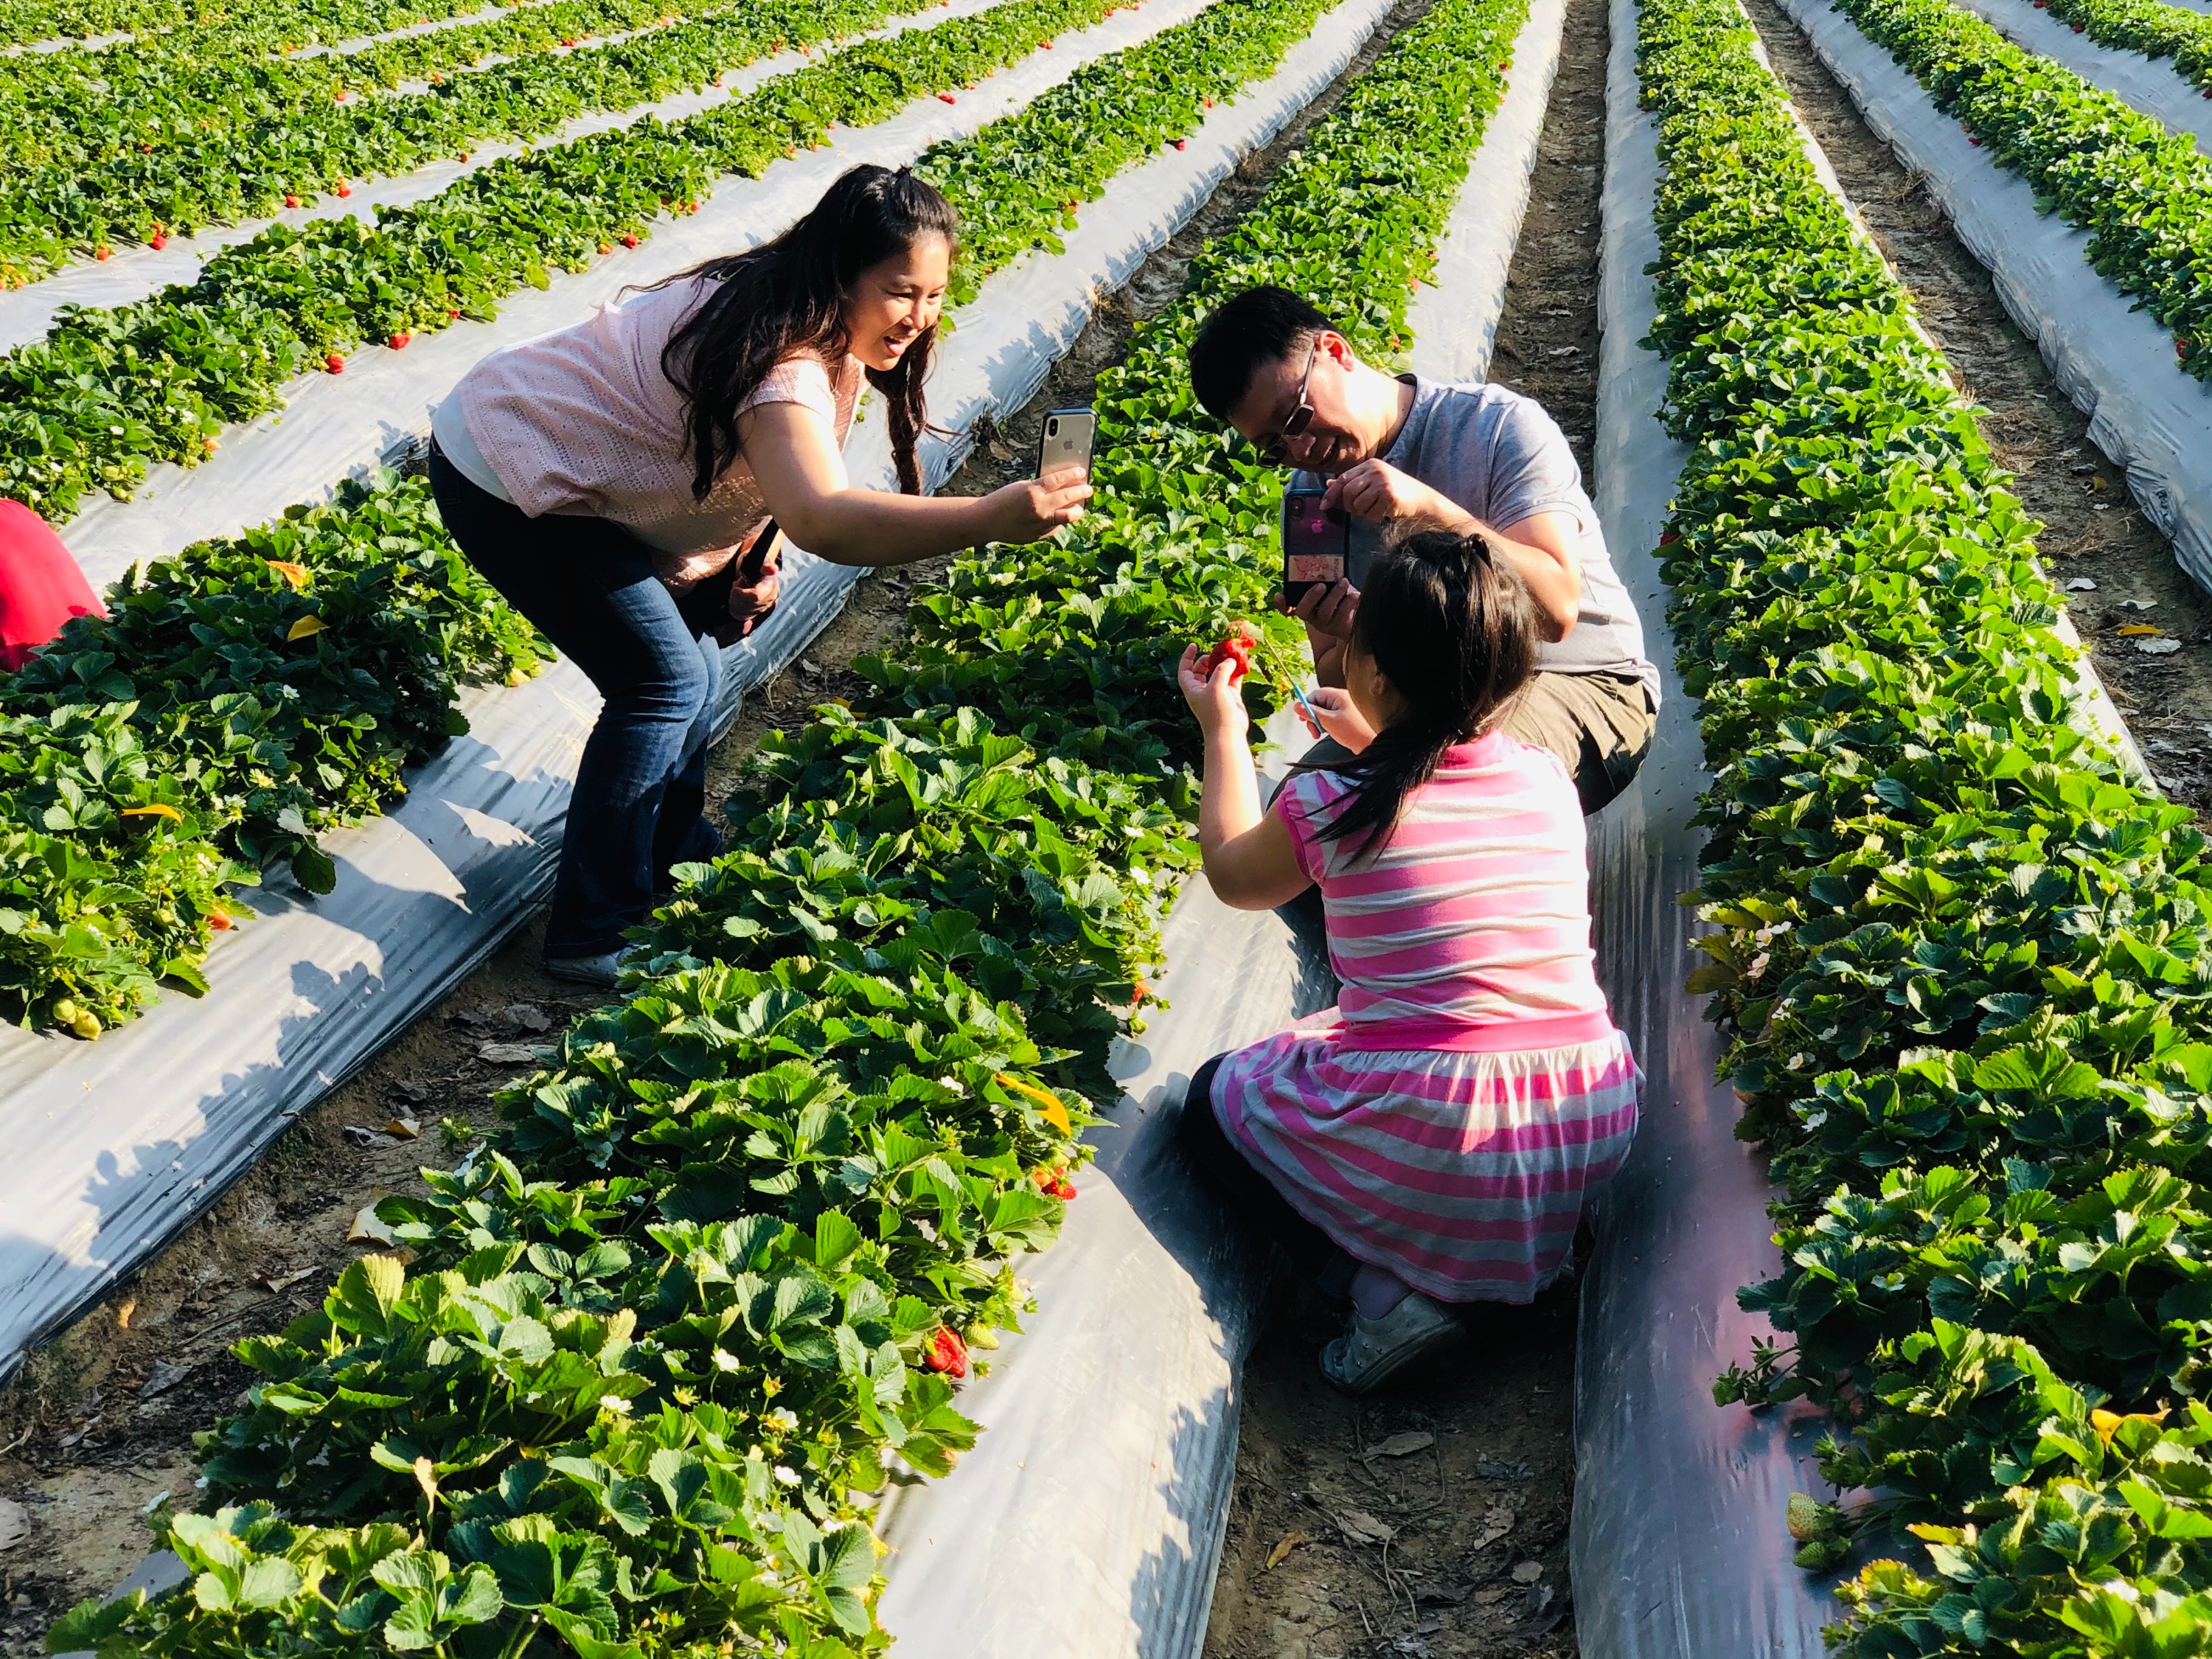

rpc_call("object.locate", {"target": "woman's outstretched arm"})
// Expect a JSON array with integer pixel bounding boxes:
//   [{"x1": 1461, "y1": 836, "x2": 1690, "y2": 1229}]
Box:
[{"x1": 740, "y1": 401, "x2": 1091, "y2": 566}]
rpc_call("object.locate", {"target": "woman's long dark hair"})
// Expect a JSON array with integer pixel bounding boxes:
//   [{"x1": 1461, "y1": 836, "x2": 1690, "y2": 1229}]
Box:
[
  {"x1": 1304, "y1": 530, "x2": 1538, "y2": 858},
  {"x1": 657, "y1": 164, "x2": 957, "y2": 499}
]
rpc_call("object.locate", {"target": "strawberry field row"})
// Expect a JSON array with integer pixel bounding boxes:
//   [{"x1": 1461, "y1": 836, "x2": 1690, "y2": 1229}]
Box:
[
  {"x1": 2028, "y1": 0, "x2": 2212, "y2": 93},
  {"x1": 0, "y1": 0, "x2": 515, "y2": 55},
  {"x1": 1831, "y1": 0, "x2": 2212, "y2": 380},
  {"x1": 37, "y1": 0, "x2": 1523, "y2": 1651},
  {"x1": 0, "y1": 0, "x2": 1127, "y2": 521},
  {"x1": 1638, "y1": 0, "x2": 2212, "y2": 1649},
  {"x1": 0, "y1": 0, "x2": 913, "y2": 288},
  {"x1": 0, "y1": 0, "x2": 1351, "y2": 1036}
]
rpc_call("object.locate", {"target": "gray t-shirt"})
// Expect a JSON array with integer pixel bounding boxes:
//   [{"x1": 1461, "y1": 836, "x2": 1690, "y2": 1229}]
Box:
[{"x1": 1295, "y1": 376, "x2": 1658, "y2": 707}]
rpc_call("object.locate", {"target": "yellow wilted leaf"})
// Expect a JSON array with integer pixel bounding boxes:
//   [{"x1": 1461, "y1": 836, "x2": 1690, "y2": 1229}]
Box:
[
  {"x1": 120, "y1": 804, "x2": 182, "y2": 821},
  {"x1": 1265, "y1": 1530, "x2": 1311, "y2": 1570},
  {"x1": 2118, "y1": 625, "x2": 2166, "y2": 638},
  {"x1": 285, "y1": 614, "x2": 327, "y2": 641},
  {"x1": 265, "y1": 560, "x2": 310, "y2": 590},
  {"x1": 995, "y1": 1071, "x2": 1072, "y2": 1135}
]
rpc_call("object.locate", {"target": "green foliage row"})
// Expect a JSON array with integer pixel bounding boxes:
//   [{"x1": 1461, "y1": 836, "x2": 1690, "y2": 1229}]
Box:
[
  {"x1": 38, "y1": 0, "x2": 1526, "y2": 1653},
  {"x1": 913, "y1": 0, "x2": 1340, "y2": 308},
  {"x1": 0, "y1": 471, "x2": 545, "y2": 1036},
  {"x1": 1638, "y1": 0, "x2": 2212, "y2": 1649},
  {"x1": 0, "y1": 0, "x2": 910, "y2": 288},
  {"x1": 2034, "y1": 0, "x2": 2212, "y2": 93},
  {"x1": 1832, "y1": 0, "x2": 2212, "y2": 378},
  {"x1": 0, "y1": 0, "x2": 506, "y2": 56},
  {"x1": 0, "y1": 0, "x2": 1133, "y2": 521}
]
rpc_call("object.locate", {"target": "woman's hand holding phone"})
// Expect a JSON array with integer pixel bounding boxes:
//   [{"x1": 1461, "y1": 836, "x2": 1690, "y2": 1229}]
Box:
[
  {"x1": 981, "y1": 464, "x2": 1091, "y2": 543},
  {"x1": 725, "y1": 541, "x2": 782, "y2": 639}
]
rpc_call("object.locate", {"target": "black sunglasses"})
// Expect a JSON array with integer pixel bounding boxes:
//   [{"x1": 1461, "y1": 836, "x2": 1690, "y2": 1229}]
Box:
[{"x1": 1254, "y1": 338, "x2": 1321, "y2": 464}]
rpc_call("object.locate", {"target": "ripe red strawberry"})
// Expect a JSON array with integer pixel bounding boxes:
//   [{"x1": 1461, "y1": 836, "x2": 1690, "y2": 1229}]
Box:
[
  {"x1": 447, "y1": 307, "x2": 462, "y2": 319},
  {"x1": 388, "y1": 331, "x2": 411, "y2": 349},
  {"x1": 937, "y1": 91, "x2": 956, "y2": 102},
  {"x1": 561, "y1": 35, "x2": 575, "y2": 44},
  {"x1": 1195, "y1": 621, "x2": 1259, "y2": 684},
  {"x1": 622, "y1": 233, "x2": 640, "y2": 247},
  {"x1": 325, "y1": 353, "x2": 345, "y2": 373},
  {"x1": 922, "y1": 1327, "x2": 968, "y2": 1378},
  {"x1": 95, "y1": 246, "x2": 112, "y2": 260},
  {"x1": 150, "y1": 233, "x2": 167, "y2": 250},
  {"x1": 334, "y1": 88, "x2": 347, "y2": 100},
  {"x1": 284, "y1": 193, "x2": 302, "y2": 208},
  {"x1": 337, "y1": 181, "x2": 352, "y2": 197},
  {"x1": 1172, "y1": 139, "x2": 1186, "y2": 150}
]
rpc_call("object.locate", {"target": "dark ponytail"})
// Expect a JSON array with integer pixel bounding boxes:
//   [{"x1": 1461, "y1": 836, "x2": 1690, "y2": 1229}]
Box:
[
  {"x1": 655, "y1": 164, "x2": 958, "y2": 499},
  {"x1": 1304, "y1": 529, "x2": 1538, "y2": 858}
]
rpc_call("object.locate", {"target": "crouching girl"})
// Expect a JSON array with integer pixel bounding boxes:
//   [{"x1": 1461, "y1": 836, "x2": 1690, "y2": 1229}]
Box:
[{"x1": 1175, "y1": 530, "x2": 1639, "y2": 1394}]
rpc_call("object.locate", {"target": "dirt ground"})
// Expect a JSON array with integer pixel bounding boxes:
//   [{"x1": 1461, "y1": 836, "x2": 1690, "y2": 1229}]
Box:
[{"x1": 1741, "y1": 0, "x2": 2212, "y2": 810}]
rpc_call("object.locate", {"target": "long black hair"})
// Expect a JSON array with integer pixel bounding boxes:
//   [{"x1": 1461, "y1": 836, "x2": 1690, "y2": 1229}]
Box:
[
  {"x1": 657, "y1": 164, "x2": 958, "y2": 499},
  {"x1": 1304, "y1": 530, "x2": 1538, "y2": 858}
]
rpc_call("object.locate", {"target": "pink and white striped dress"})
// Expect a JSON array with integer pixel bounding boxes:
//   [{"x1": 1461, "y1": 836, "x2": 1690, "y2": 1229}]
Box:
[{"x1": 1209, "y1": 728, "x2": 1640, "y2": 1304}]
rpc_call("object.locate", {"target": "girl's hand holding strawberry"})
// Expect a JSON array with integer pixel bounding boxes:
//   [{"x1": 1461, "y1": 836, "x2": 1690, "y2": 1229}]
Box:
[{"x1": 1179, "y1": 634, "x2": 1251, "y2": 738}]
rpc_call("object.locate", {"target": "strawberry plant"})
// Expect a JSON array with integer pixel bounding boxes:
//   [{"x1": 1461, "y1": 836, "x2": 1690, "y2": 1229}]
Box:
[
  {"x1": 1830, "y1": 0, "x2": 2212, "y2": 378},
  {"x1": 1640, "y1": 0, "x2": 2212, "y2": 1649},
  {"x1": 0, "y1": 470, "x2": 543, "y2": 1031},
  {"x1": 41, "y1": 0, "x2": 1531, "y2": 1651}
]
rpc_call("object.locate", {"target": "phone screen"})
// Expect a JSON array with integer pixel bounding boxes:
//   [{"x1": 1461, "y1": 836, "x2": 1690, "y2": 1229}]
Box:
[
  {"x1": 1037, "y1": 408, "x2": 1097, "y2": 480},
  {"x1": 1282, "y1": 490, "x2": 1349, "y2": 600}
]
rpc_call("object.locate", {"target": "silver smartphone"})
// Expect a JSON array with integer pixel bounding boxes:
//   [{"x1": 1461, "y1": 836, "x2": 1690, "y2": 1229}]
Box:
[{"x1": 1037, "y1": 406, "x2": 1097, "y2": 480}]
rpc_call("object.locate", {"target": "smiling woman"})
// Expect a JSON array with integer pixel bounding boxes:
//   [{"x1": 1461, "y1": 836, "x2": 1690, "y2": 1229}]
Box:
[{"x1": 425, "y1": 162, "x2": 1096, "y2": 987}]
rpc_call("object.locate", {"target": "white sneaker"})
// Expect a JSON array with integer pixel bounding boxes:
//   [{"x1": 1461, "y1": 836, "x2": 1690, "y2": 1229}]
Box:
[
  {"x1": 543, "y1": 950, "x2": 627, "y2": 990},
  {"x1": 1320, "y1": 1291, "x2": 1464, "y2": 1396}
]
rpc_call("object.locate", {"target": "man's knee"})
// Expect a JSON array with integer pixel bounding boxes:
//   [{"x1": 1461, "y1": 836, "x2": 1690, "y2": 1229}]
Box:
[{"x1": 1502, "y1": 673, "x2": 1654, "y2": 815}]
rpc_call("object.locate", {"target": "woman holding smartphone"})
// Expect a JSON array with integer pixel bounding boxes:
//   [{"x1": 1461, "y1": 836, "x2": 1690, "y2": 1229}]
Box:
[{"x1": 429, "y1": 164, "x2": 1091, "y2": 987}]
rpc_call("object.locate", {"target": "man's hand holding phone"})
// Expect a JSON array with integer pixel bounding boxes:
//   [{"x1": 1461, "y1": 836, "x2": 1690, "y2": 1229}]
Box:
[
  {"x1": 1283, "y1": 577, "x2": 1358, "y2": 686},
  {"x1": 1321, "y1": 457, "x2": 1470, "y2": 534}
]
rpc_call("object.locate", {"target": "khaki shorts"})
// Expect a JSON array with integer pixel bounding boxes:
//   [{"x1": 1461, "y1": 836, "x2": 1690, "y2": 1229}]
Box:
[
  {"x1": 1296, "y1": 671, "x2": 1655, "y2": 817},
  {"x1": 1498, "y1": 671, "x2": 1655, "y2": 815}
]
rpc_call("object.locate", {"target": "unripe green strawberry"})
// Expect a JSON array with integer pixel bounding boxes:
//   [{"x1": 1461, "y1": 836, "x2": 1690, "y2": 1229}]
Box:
[{"x1": 1785, "y1": 1492, "x2": 1822, "y2": 1542}]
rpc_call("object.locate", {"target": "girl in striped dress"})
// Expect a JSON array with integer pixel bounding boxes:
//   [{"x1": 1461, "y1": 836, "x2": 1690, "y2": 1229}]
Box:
[{"x1": 1175, "y1": 529, "x2": 1640, "y2": 1394}]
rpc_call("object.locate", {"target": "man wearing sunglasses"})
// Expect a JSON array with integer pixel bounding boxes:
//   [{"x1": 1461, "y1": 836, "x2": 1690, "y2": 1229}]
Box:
[{"x1": 1186, "y1": 285, "x2": 1656, "y2": 814}]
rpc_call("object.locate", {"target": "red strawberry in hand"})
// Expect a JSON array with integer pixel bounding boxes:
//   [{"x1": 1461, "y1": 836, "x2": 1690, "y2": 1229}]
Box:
[
  {"x1": 922, "y1": 1327, "x2": 968, "y2": 1378},
  {"x1": 1195, "y1": 621, "x2": 1259, "y2": 684}
]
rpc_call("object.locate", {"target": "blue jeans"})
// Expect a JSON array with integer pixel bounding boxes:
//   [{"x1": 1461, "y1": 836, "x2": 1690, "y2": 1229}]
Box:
[{"x1": 429, "y1": 444, "x2": 722, "y2": 957}]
